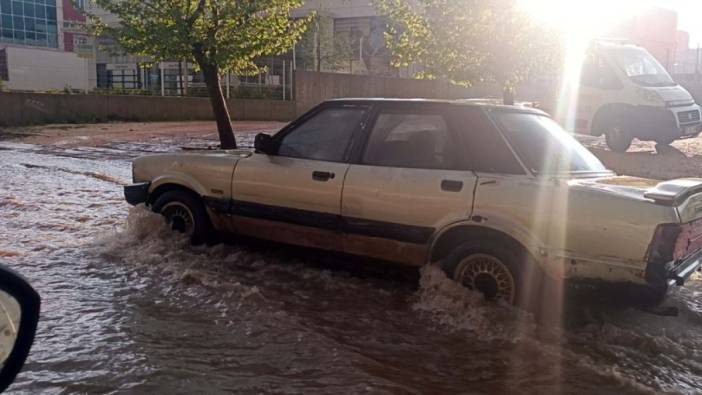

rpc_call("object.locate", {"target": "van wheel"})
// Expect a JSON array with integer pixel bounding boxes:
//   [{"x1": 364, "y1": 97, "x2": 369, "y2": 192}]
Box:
[
  {"x1": 654, "y1": 135, "x2": 675, "y2": 146},
  {"x1": 441, "y1": 240, "x2": 543, "y2": 309},
  {"x1": 604, "y1": 123, "x2": 633, "y2": 152},
  {"x1": 152, "y1": 190, "x2": 216, "y2": 245}
]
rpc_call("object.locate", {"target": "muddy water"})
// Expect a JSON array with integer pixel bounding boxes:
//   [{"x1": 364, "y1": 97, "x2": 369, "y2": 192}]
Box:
[{"x1": 1, "y1": 140, "x2": 702, "y2": 394}]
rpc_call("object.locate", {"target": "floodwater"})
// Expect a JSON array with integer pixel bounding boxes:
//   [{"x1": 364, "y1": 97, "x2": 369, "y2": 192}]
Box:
[{"x1": 1, "y1": 138, "x2": 702, "y2": 394}]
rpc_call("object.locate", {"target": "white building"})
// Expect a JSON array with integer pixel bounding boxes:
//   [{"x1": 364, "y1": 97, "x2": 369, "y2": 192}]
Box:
[{"x1": 0, "y1": 0, "x2": 95, "y2": 91}]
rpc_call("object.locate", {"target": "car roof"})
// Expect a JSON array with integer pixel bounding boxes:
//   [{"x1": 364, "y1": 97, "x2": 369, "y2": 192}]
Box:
[{"x1": 326, "y1": 98, "x2": 548, "y2": 115}]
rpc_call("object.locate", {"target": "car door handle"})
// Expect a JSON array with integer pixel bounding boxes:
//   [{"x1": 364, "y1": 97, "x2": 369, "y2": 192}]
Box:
[
  {"x1": 312, "y1": 171, "x2": 335, "y2": 182},
  {"x1": 441, "y1": 180, "x2": 464, "y2": 192}
]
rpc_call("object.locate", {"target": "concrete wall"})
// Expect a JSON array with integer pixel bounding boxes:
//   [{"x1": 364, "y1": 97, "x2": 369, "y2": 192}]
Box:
[
  {"x1": 0, "y1": 71, "x2": 525, "y2": 127},
  {"x1": 293, "y1": 70, "x2": 501, "y2": 115},
  {"x1": 4, "y1": 46, "x2": 91, "y2": 92},
  {"x1": 0, "y1": 92, "x2": 296, "y2": 126}
]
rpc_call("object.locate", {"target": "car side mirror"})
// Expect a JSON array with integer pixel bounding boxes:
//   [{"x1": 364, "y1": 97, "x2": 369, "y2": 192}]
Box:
[
  {"x1": 0, "y1": 265, "x2": 40, "y2": 393},
  {"x1": 254, "y1": 133, "x2": 276, "y2": 155}
]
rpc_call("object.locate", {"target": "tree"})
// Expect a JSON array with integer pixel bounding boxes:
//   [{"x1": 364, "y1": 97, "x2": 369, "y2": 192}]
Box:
[
  {"x1": 91, "y1": 0, "x2": 311, "y2": 148},
  {"x1": 376, "y1": 0, "x2": 561, "y2": 104}
]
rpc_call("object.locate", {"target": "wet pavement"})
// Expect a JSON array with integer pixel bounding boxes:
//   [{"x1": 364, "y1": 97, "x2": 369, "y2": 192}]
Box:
[{"x1": 1, "y1": 135, "x2": 702, "y2": 394}]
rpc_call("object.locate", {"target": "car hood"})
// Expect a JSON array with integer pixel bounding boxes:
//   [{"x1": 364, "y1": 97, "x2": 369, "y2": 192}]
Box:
[
  {"x1": 131, "y1": 149, "x2": 253, "y2": 188},
  {"x1": 656, "y1": 85, "x2": 695, "y2": 105},
  {"x1": 573, "y1": 175, "x2": 702, "y2": 223}
]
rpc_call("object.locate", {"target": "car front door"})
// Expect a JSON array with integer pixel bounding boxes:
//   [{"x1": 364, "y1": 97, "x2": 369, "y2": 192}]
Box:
[
  {"x1": 341, "y1": 103, "x2": 478, "y2": 266},
  {"x1": 230, "y1": 103, "x2": 369, "y2": 251}
]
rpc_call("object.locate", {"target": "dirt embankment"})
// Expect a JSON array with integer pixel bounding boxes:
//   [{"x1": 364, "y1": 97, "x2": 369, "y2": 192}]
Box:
[
  {"x1": 3, "y1": 121, "x2": 702, "y2": 180},
  {"x1": 577, "y1": 135, "x2": 702, "y2": 180},
  {"x1": 0, "y1": 121, "x2": 287, "y2": 149}
]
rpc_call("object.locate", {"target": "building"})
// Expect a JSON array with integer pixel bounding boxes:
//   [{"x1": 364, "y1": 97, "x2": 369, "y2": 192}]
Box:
[
  {"x1": 292, "y1": 0, "x2": 395, "y2": 76},
  {"x1": 0, "y1": 0, "x2": 95, "y2": 91},
  {"x1": 609, "y1": 6, "x2": 679, "y2": 69},
  {"x1": 0, "y1": 0, "x2": 394, "y2": 94}
]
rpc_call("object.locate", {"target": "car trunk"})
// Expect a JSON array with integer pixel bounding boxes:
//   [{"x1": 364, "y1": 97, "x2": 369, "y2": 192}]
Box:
[{"x1": 590, "y1": 176, "x2": 702, "y2": 263}]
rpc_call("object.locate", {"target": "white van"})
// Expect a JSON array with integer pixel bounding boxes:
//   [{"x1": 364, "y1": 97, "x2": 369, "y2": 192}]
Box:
[{"x1": 574, "y1": 40, "x2": 702, "y2": 151}]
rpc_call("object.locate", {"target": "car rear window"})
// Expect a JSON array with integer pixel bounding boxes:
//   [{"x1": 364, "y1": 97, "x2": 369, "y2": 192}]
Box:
[
  {"x1": 451, "y1": 107, "x2": 525, "y2": 175},
  {"x1": 492, "y1": 112, "x2": 608, "y2": 174}
]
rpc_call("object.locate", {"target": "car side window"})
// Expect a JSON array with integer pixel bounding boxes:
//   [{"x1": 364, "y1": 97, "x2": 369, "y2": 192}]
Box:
[
  {"x1": 277, "y1": 106, "x2": 367, "y2": 162},
  {"x1": 451, "y1": 107, "x2": 526, "y2": 175},
  {"x1": 363, "y1": 112, "x2": 458, "y2": 170}
]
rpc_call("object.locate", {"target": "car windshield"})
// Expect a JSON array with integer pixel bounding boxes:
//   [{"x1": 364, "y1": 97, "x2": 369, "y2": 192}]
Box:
[
  {"x1": 492, "y1": 112, "x2": 608, "y2": 175},
  {"x1": 603, "y1": 46, "x2": 676, "y2": 87}
]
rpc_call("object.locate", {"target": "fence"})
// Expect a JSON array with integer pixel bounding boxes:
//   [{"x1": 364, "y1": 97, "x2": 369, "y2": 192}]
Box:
[
  {"x1": 293, "y1": 70, "x2": 502, "y2": 115},
  {"x1": 95, "y1": 57, "x2": 295, "y2": 101}
]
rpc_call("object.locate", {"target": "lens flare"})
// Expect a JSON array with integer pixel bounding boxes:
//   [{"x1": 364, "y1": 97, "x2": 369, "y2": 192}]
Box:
[{"x1": 517, "y1": 0, "x2": 641, "y2": 40}]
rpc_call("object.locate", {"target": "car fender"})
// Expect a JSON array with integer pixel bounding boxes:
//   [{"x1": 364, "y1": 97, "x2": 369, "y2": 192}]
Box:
[
  {"x1": 435, "y1": 214, "x2": 547, "y2": 258},
  {"x1": 429, "y1": 214, "x2": 556, "y2": 277},
  {"x1": 149, "y1": 172, "x2": 209, "y2": 198}
]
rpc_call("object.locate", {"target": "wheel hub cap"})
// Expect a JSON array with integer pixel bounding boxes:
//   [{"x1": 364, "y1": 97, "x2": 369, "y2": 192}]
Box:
[
  {"x1": 161, "y1": 203, "x2": 194, "y2": 236},
  {"x1": 455, "y1": 254, "x2": 516, "y2": 303}
]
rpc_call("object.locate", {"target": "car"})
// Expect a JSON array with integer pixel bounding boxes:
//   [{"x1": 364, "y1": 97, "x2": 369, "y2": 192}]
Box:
[
  {"x1": 0, "y1": 264, "x2": 41, "y2": 393},
  {"x1": 124, "y1": 99, "x2": 702, "y2": 307}
]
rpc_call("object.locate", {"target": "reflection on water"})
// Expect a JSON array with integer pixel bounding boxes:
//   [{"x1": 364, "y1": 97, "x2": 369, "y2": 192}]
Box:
[{"x1": 1, "y1": 141, "x2": 701, "y2": 394}]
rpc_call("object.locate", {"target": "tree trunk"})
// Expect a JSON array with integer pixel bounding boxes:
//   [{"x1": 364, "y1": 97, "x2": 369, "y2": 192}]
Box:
[
  {"x1": 503, "y1": 86, "x2": 515, "y2": 106},
  {"x1": 200, "y1": 62, "x2": 237, "y2": 149}
]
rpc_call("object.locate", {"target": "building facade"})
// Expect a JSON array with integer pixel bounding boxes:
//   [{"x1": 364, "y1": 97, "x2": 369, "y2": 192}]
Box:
[
  {"x1": 0, "y1": 0, "x2": 95, "y2": 91},
  {"x1": 0, "y1": 0, "x2": 394, "y2": 93}
]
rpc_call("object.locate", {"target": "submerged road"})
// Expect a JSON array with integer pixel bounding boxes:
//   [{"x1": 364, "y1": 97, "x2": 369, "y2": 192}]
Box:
[{"x1": 0, "y1": 137, "x2": 701, "y2": 394}]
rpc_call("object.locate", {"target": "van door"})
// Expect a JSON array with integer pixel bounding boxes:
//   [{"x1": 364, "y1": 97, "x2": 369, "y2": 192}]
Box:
[
  {"x1": 341, "y1": 103, "x2": 478, "y2": 266},
  {"x1": 577, "y1": 51, "x2": 623, "y2": 134}
]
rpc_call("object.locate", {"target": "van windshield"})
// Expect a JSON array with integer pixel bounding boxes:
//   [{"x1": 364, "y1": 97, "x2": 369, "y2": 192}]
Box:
[
  {"x1": 492, "y1": 112, "x2": 609, "y2": 175},
  {"x1": 603, "y1": 46, "x2": 676, "y2": 87}
]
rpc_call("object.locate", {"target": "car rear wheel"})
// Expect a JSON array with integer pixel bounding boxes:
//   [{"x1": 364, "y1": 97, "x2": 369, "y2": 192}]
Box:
[
  {"x1": 441, "y1": 240, "x2": 543, "y2": 309},
  {"x1": 152, "y1": 190, "x2": 216, "y2": 245},
  {"x1": 604, "y1": 123, "x2": 633, "y2": 152}
]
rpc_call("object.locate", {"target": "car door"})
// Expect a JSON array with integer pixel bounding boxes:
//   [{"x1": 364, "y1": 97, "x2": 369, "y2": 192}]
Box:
[
  {"x1": 230, "y1": 103, "x2": 369, "y2": 251},
  {"x1": 341, "y1": 103, "x2": 478, "y2": 266}
]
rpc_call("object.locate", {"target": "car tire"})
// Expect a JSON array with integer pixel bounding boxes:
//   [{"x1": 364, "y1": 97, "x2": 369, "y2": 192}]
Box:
[
  {"x1": 654, "y1": 135, "x2": 675, "y2": 146},
  {"x1": 440, "y1": 239, "x2": 544, "y2": 310},
  {"x1": 152, "y1": 190, "x2": 216, "y2": 245},
  {"x1": 604, "y1": 122, "x2": 633, "y2": 152}
]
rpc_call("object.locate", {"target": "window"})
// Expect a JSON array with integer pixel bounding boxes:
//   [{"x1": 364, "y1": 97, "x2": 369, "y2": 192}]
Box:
[
  {"x1": 453, "y1": 108, "x2": 525, "y2": 175},
  {"x1": 492, "y1": 112, "x2": 607, "y2": 174},
  {"x1": 277, "y1": 106, "x2": 367, "y2": 162},
  {"x1": 0, "y1": 48, "x2": 7, "y2": 81},
  {"x1": 581, "y1": 53, "x2": 621, "y2": 89},
  {"x1": 0, "y1": 0, "x2": 57, "y2": 48},
  {"x1": 605, "y1": 46, "x2": 675, "y2": 87},
  {"x1": 363, "y1": 112, "x2": 457, "y2": 170}
]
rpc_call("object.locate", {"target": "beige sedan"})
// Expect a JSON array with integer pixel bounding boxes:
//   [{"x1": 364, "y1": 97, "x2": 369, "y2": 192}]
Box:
[{"x1": 124, "y1": 99, "x2": 702, "y2": 308}]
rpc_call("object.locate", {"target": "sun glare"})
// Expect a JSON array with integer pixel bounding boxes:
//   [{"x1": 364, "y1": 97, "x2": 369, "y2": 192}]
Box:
[
  {"x1": 517, "y1": 0, "x2": 643, "y2": 41},
  {"x1": 518, "y1": 0, "x2": 648, "y2": 129}
]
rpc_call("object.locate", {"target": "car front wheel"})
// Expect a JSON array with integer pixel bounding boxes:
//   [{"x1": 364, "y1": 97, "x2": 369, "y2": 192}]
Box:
[
  {"x1": 152, "y1": 190, "x2": 216, "y2": 245},
  {"x1": 441, "y1": 240, "x2": 543, "y2": 309}
]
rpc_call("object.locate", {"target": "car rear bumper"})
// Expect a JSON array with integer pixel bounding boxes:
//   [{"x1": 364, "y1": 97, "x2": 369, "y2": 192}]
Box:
[
  {"x1": 646, "y1": 248, "x2": 702, "y2": 290},
  {"x1": 666, "y1": 250, "x2": 702, "y2": 287},
  {"x1": 124, "y1": 182, "x2": 150, "y2": 206}
]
